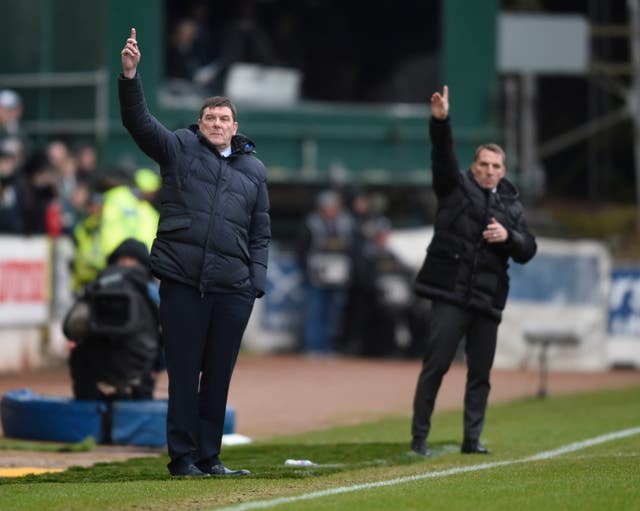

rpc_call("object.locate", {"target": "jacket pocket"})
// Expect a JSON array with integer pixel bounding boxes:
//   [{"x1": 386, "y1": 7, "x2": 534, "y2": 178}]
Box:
[
  {"x1": 157, "y1": 215, "x2": 192, "y2": 233},
  {"x1": 415, "y1": 245, "x2": 461, "y2": 291}
]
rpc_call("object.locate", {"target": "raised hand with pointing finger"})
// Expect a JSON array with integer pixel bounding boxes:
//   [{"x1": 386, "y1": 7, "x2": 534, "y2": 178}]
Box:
[
  {"x1": 430, "y1": 85, "x2": 449, "y2": 120},
  {"x1": 121, "y1": 28, "x2": 140, "y2": 79}
]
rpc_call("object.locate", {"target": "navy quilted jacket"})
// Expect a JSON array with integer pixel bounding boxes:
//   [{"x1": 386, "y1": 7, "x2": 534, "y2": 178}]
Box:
[{"x1": 118, "y1": 74, "x2": 270, "y2": 296}]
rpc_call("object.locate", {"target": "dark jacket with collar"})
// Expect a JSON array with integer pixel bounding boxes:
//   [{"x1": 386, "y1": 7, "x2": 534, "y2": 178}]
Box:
[
  {"x1": 414, "y1": 117, "x2": 537, "y2": 320},
  {"x1": 118, "y1": 74, "x2": 270, "y2": 295}
]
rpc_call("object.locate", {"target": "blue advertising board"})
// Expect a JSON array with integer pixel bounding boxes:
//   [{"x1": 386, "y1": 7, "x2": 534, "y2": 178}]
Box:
[
  {"x1": 608, "y1": 268, "x2": 640, "y2": 336},
  {"x1": 508, "y1": 253, "x2": 600, "y2": 305},
  {"x1": 261, "y1": 251, "x2": 306, "y2": 332}
]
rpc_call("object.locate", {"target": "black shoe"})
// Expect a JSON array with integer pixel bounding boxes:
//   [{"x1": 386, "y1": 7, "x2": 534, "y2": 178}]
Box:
[
  {"x1": 410, "y1": 437, "x2": 431, "y2": 457},
  {"x1": 461, "y1": 440, "x2": 490, "y2": 454},
  {"x1": 199, "y1": 463, "x2": 251, "y2": 476},
  {"x1": 168, "y1": 462, "x2": 210, "y2": 477}
]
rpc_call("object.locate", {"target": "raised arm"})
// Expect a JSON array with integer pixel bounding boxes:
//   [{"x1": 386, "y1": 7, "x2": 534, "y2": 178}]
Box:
[
  {"x1": 431, "y1": 85, "x2": 449, "y2": 121},
  {"x1": 119, "y1": 28, "x2": 179, "y2": 164},
  {"x1": 429, "y1": 85, "x2": 461, "y2": 198}
]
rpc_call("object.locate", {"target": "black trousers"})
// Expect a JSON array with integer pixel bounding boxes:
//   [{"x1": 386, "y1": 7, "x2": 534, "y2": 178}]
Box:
[
  {"x1": 412, "y1": 300, "x2": 498, "y2": 443},
  {"x1": 159, "y1": 279, "x2": 255, "y2": 469}
]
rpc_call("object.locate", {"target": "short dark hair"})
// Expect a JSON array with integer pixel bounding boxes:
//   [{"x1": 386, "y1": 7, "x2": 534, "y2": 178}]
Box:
[
  {"x1": 473, "y1": 143, "x2": 506, "y2": 165},
  {"x1": 199, "y1": 96, "x2": 237, "y2": 122}
]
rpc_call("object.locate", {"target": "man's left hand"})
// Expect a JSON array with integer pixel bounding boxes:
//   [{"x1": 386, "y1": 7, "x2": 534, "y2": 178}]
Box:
[{"x1": 483, "y1": 217, "x2": 507, "y2": 243}]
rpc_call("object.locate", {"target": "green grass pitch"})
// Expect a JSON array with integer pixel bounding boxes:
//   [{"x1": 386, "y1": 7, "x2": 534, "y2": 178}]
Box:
[{"x1": 1, "y1": 385, "x2": 639, "y2": 510}]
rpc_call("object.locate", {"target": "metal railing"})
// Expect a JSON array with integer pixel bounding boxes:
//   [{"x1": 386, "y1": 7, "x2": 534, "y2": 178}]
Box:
[{"x1": 0, "y1": 68, "x2": 109, "y2": 142}]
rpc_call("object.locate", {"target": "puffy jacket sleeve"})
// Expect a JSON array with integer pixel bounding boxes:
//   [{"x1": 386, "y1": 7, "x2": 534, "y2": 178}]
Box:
[
  {"x1": 430, "y1": 117, "x2": 461, "y2": 198},
  {"x1": 505, "y1": 205, "x2": 537, "y2": 264},
  {"x1": 248, "y1": 168, "x2": 271, "y2": 297},
  {"x1": 118, "y1": 73, "x2": 180, "y2": 164}
]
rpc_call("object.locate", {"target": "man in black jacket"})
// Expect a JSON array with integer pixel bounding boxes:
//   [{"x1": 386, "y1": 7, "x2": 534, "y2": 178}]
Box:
[
  {"x1": 411, "y1": 86, "x2": 536, "y2": 457},
  {"x1": 120, "y1": 28, "x2": 270, "y2": 477}
]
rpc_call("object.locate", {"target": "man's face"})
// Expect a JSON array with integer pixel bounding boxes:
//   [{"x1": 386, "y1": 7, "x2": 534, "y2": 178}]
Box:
[
  {"x1": 198, "y1": 106, "x2": 238, "y2": 152},
  {"x1": 116, "y1": 256, "x2": 141, "y2": 268},
  {"x1": 471, "y1": 149, "x2": 505, "y2": 190}
]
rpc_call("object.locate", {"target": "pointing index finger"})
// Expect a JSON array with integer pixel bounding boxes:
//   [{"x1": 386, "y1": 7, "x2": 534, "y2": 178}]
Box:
[{"x1": 130, "y1": 27, "x2": 136, "y2": 41}]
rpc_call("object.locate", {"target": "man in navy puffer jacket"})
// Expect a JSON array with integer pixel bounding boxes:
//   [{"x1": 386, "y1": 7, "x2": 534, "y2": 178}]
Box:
[{"x1": 120, "y1": 28, "x2": 270, "y2": 477}]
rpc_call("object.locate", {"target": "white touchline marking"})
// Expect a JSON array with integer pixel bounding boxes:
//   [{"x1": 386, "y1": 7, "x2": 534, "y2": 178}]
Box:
[{"x1": 215, "y1": 426, "x2": 640, "y2": 511}]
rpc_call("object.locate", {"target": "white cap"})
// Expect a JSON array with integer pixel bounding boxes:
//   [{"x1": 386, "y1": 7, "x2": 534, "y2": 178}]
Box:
[
  {"x1": 316, "y1": 190, "x2": 340, "y2": 209},
  {"x1": 0, "y1": 89, "x2": 22, "y2": 109},
  {"x1": 0, "y1": 137, "x2": 22, "y2": 157}
]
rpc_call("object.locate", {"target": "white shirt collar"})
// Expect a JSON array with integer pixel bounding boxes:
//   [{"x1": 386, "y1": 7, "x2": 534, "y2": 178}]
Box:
[{"x1": 220, "y1": 146, "x2": 232, "y2": 158}]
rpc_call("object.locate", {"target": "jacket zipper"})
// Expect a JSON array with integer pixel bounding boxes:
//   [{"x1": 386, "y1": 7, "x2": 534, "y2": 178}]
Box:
[{"x1": 199, "y1": 155, "x2": 227, "y2": 294}]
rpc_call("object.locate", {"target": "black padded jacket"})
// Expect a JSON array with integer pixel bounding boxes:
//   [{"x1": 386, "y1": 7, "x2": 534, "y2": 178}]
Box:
[{"x1": 414, "y1": 117, "x2": 537, "y2": 320}]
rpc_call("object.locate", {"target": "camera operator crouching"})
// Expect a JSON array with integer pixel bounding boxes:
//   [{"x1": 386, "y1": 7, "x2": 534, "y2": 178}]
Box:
[{"x1": 63, "y1": 238, "x2": 163, "y2": 401}]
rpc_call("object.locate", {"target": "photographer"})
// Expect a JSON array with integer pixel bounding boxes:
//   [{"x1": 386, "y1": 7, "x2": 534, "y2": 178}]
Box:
[{"x1": 64, "y1": 238, "x2": 163, "y2": 401}]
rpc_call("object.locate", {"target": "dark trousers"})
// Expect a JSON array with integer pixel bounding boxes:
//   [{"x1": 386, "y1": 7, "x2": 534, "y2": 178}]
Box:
[
  {"x1": 412, "y1": 300, "x2": 498, "y2": 443},
  {"x1": 159, "y1": 279, "x2": 255, "y2": 468}
]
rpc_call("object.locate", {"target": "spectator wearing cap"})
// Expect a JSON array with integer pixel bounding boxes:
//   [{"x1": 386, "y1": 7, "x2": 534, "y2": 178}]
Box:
[
  {"x1": 134, "y1": 167, "x2": 161, "y2": 211},
  {"x1": 0, "y1": 89, "x2": 23, "y2": 138},
  {"x1": 297, "y1": 189, "x2": 355, "y2": 355},
  {"x1": 99, "y1": 167, "x2": 159, "y2": 258}
]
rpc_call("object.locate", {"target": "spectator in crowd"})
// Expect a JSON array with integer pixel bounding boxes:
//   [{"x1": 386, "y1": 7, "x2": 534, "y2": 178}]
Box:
[
  {"x1": 166, "y1": 17, "x2": 209, "y2": 83},
  {"x1": 353, "y1": 217, "x2": 428, "y2": 358},
  {"x1": 47, "y1": 139, "x2": 81, "y2": 235},
  {"x1": 120, "y1": 28, "x2": 270, "y2": 477},
  {"x1": 73, "y1": 142, "x2": 98, "y2": 181},
  {"x1": 297, "y1": 189, "x2": 354, "y2": 355},
  {"x1": 0, "y1": 89, "x2": 23, "y2": 138},
  {"x1": 0, "y1": 136, "x2": 23, "y2": 233},
  {"x1": 188, "y1": 1, "x2": 216, "y2": 65},
  {"x1": 410, "y1": 86, "x2": 537, "y2": 458},
  {"x1": 208, "y1": 0, "x2": 280, "y2": 96},
  {"x1": 64, "y1": 238, "x2": 163, "y2": 401},
  {"x1": 99, "y1": 167, "x2": 159, "y2": 256},
  {"x1": 336, "y1": 187, "x2": 378, "y2": 354},
  {"x1": 47, "y1": 140, "x2": 71, "y2": 171},
  {"x1": 70, "y1": 168, "x2": 159, "y2": 292},
  {"x1": 134, "y1": 167, "x2": 161, "y2": 211},
  {"x1": 71, "y1": 190, "x2": 104, "y2": 293},
  {"x1": 14, "y1": 149, "x2": 59, "y2": 235},
  {"x1": 271, "y1": 11, "x2": 305, "y2": 70},
  {"x1": 348, "y1": 188, "x2": 378, "y2": 253},
  {"x1": 63, "y1": 175, "x2": 91, "y2": 236},
  {"x1": 219, "y1": 0, "x2": 278, "y2": 68}
]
